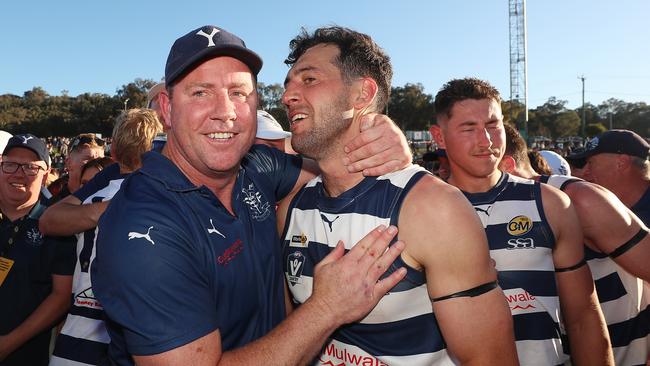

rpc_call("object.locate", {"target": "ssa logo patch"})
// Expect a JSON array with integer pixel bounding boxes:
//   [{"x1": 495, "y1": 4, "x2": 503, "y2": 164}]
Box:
[
  {"x1": 286, "y1": 251, "x2": 305, "y2": 285},
  {"x1": 507, "y1": 215, "x2": 533, "y2": 236}
]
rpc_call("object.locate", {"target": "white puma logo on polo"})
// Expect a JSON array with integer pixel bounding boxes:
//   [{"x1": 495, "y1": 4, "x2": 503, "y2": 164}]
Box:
[
  {"x1": 19, "y1": 135, "x2": 34, "y2": 144},
  {"x1": 196, "y1": 28, "x2": 220, "y2": 47},
  {"x1": 128, "y1": 226, "x2": 155, "y2": 245},
  {"x1": 208, "y1": 219, "x2": 225, "y2": 238}
]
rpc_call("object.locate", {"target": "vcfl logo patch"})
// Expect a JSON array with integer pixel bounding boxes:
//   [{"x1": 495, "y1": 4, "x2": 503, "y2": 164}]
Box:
[{"x1": 286, "y1": 251, "x2": 305, "y2": 285}]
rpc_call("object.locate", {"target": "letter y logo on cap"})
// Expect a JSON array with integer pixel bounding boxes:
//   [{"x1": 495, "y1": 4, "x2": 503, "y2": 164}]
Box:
[{"x1": 196, "y1": 27, "x2": 221, "y2": 47}]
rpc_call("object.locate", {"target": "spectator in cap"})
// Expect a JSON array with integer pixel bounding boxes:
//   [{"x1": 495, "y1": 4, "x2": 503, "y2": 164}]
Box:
[
  {"x1": 254, "y1": 110, "x2": 291, "y2": 152},
  {"x1": 539, "y1": 150, "x2": 571, "y2": 176},
  {"x1": 572, "y1": 129, "x2": 650, "y2": 223},
  {"x1": 0, "y1": 134, "x2": 75, "y2": 366},
  {"x1": 501, "y1": 125, "x2": 650, "y2": 365},
  {"x1": 91, "y1": 25, "x2": 412, "y2": 366}
]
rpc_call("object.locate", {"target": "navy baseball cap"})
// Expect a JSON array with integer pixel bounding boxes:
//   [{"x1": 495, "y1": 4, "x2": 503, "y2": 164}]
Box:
[
  {"x1": 569, "y1": 129, "x2": 649, "y2": 160},
  {"x1": 3, "y1": 134, "x2": 50, "y2": 167},
  {"x1": 165, "y1": 25, "x2": 263, "y2": 86}
]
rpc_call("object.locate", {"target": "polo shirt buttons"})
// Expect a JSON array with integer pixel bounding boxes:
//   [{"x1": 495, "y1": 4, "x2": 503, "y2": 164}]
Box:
[
  {"x1": 14, "y1": 226, "x2": 19, "y2": 233},
  {"x1": 8, "y1": 238, "x2": 13, "y2": 245}
]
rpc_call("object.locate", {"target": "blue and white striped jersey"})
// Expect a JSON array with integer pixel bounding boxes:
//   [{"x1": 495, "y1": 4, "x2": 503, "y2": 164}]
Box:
[
  {"x1": 282, "y1": 165, "x2": 458, "y2": 366},
  {"x1": 50, "y1": 169, "x2": 127, "y2": 366},
  {"x1": 463, "y1": 173, "x2": 568, "y2": 366}
]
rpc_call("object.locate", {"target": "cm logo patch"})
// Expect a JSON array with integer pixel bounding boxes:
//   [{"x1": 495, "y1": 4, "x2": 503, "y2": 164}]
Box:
[{"x1": 507, "y1": 215, "x2": 533, "y2": 236}]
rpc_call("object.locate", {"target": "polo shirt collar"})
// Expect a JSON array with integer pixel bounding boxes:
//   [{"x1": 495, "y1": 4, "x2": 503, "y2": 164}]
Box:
[{"x1": 139, "y1": 151, "x2": 244, "y2": 193}]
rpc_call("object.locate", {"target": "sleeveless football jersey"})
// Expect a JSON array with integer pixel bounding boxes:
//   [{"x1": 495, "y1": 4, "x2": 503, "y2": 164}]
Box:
[
  {"x1": 282, "y1": 165, "x2": 457, "y2": 365},
  {"x1": 51, "y1": 172, "x2": 125, "y2": 366},
  {"x1": 463, "y1": 173, "x2": 568, "y2": 365}
]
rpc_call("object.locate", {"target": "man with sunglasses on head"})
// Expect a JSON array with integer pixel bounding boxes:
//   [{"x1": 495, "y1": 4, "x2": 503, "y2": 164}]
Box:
[
  {"x1": 0, "y1": 134, "x2": 75, "y2": 366},
  {"x1": 49, "y1": 134, "x2": 105, "y2": 204}
]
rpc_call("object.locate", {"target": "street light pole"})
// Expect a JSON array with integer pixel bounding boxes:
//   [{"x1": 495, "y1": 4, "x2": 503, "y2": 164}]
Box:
[
  {"x1": 579, "y1": 75, "x2": 586, "y2": 136},
  {"x1": 124, "y1": 98, "x2": 130, "y2": 111}
]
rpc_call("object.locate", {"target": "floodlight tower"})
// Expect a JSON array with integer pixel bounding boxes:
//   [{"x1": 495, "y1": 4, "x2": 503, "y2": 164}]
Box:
[{"x1": 509, "y1": 0, "x2": 528, "y2": 137}]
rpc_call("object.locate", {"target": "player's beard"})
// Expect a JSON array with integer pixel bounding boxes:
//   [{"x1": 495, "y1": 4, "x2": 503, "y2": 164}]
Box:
[{"x1": 291, "y1": 93, "x2": 351, "y2": 161}]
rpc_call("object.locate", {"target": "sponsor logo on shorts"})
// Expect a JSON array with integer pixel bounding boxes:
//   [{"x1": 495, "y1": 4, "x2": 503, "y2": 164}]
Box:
[{"x1": 507, "y1": 215, "x2": 533, "y2": 236}]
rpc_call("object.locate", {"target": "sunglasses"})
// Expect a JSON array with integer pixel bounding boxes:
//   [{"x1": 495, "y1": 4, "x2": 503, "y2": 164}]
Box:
[{"x1": 70, "y1": 136, "x2": 105, "y2": 151}]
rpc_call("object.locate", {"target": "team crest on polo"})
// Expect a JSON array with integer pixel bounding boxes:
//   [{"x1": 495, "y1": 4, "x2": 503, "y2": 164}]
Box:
[
  {"x1": 242, "y1": 183, "x2": 271, "y2": 221},
  {"x1": 26, "y1": 228, "x2": 43, "y2": 246},
  {"x1": 507, "y1": 215, "x2": 532, "y2": 236},
  {"x1": 286, "y1": 251, "x2": 305, "y2": 285}
]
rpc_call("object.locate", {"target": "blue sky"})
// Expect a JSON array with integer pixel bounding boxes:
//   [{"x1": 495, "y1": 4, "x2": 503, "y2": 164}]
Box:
[{"x1": 1, "y1": 0, "x2": 648, "y2": 109}]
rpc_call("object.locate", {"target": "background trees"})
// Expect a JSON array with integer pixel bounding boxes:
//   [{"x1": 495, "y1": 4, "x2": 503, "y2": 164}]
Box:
[{"x1": 1, "y1": 79, "x2": 648, "y2": 139}]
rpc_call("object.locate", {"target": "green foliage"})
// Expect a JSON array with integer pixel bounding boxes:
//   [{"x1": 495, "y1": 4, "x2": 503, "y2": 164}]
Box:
[
  {"x1": 528, "y1": 97, "x2": 580, "y2": 138},
  {"x1": 0, "y1": 80, "x2": 648, "y2": 140},
  {"x1": 387, "y1": 83, "x2": 435, "y2": 131},
  {"x1": 0, "y1": 79, "x2": 155, "y2": 137},
  {"x1": 257, "y1": 83, "x2": 289, "y2": 131},
  {"x1": 585, "y1": 123, "x2": 607, "y2": 137}
]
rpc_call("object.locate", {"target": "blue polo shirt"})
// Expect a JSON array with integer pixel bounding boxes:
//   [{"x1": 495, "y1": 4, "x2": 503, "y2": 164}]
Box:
[
  {"x1": 0, "y1": 200, "x2": 76, "y2": 366},
  {"x1": 92, "y1": 146, "x2": 301, "y2": 365}
]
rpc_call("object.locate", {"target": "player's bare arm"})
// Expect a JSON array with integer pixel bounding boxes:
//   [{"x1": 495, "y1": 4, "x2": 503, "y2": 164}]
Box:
[
  {"x1": 542, "y1": 184, "x2": 614, "y2": 366},
  {"x1": 398, "y1": 175, "x2": 519, "y2": 365},
  {"x1": 565, "y1": 181, "x2": 650, "y2": 281}
]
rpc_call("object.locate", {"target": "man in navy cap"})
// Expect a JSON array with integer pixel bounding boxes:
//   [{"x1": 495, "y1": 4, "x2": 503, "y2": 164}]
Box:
[
  {"x1": 92, "y1": 25, "x2": 411, "y2": 366},
  {"x1": 0, "y1": 134, "x2": 75, "y2": 366},
  {"x1": 573, "y1": 129, "x2": 650, "y2": 223}
]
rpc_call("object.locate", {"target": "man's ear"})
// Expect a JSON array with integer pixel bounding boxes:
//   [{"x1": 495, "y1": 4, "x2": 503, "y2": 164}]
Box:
[
  {"x1": 429, "y1": 124, "x2": 446, "y2": 149},
  {"x1": 352, "y1": 78, "x2": 378, "y2": 110},
  {"x1": 617, "y1": 154, "x2": 633, "y2": 171},
  {"x1": 499, "y1": 155, "x2": 516, "y2": 173},
  {"x1": 159, "y1": 89, "x2": 173, "y2": 131},
  {"x1": 40, "y1": 168, "x2": 50, "y2": 188}
]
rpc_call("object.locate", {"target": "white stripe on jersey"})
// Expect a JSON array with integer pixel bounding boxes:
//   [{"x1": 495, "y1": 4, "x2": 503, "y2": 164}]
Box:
[
  {"x1": 49, "y1": 356, "x2": 97, "y2": 366},
  {"x1": 490, "y1": 247, "x2": 554, "y2": 272},
  {"x1": 288, "y1": 274, "x2": 431, "y2": 324},
  {"x1": 513, "y1": 339, "x2": 567, "y2": 366},
  {"x1": 288, "y1": 208, "x2": 391, "y2": 251}
]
